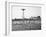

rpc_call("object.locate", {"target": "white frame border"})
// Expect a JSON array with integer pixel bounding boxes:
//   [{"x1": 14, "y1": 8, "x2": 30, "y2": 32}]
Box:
[{"x1": 5, "y1": 1, "x2": 46, "y2": 36}]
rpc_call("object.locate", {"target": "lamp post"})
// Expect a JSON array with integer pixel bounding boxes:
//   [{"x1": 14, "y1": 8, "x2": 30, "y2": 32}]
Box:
[{"x1": 21, "y1": 9, "x2": 26, "y2": 24}]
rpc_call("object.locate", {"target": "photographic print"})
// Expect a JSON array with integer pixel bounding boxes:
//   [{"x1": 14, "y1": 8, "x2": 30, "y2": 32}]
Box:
[
  {"x1": 12, "y1": 5, "x2": 41, "y2": 31},
  {"x1": 5, "y1": 1, "x2": 46, "y2": 36}
]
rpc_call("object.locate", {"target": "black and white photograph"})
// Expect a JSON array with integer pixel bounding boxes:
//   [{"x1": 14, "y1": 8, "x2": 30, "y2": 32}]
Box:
[
  {"x1": 0, "y1": 0, "x2": 46, "y2": 36},
  {"x1": 12, "y1": 6, "x2": 41, "y2": 31}
]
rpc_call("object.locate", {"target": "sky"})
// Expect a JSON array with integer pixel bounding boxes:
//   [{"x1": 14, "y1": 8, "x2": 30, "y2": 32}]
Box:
[{"x1": 12, "y1": 6, "x2": 41, "y2": 19}]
